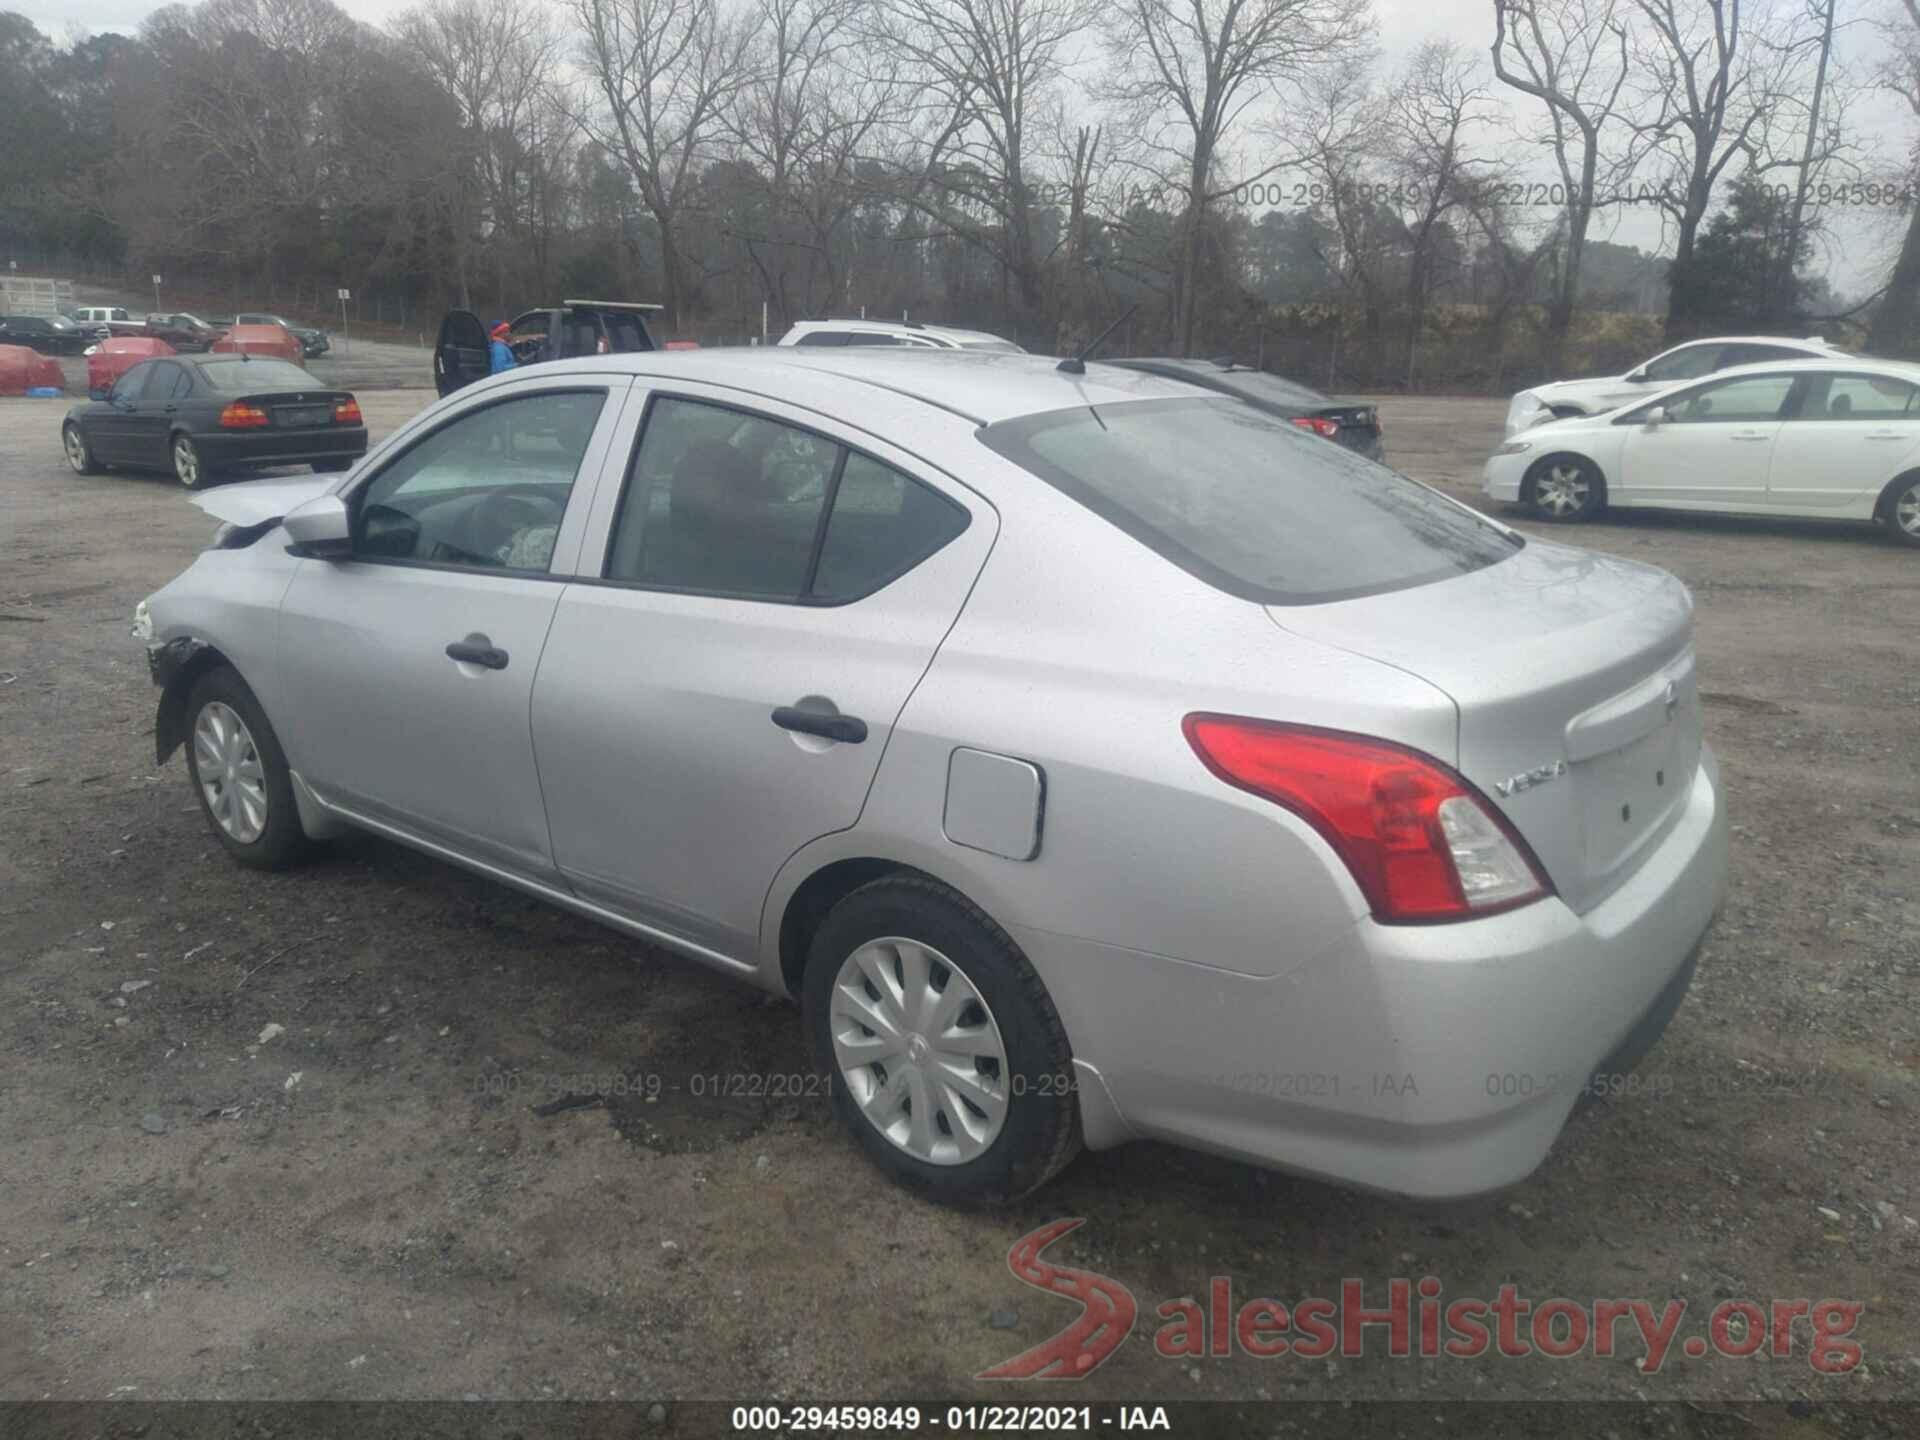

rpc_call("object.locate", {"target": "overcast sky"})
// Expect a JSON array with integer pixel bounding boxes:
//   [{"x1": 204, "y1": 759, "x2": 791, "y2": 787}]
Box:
[{"x1": 14, "y1": 0, "x2": 1913, "y2": 298}]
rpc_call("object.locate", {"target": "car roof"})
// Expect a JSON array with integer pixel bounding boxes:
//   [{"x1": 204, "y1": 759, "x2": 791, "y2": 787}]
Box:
[
  {"x1": 1666, "y1": 335, "x2": 1840, "y2": 350},
  {"x1": 783, "y1": 318, "x2": 1021, "y2": 349},
  {"x1": 1680, "y1": 356, "x2": 1920, "y2": 379},
  {"x1": 461, "y1": 347, "x2": 1206, "y2": 425}
]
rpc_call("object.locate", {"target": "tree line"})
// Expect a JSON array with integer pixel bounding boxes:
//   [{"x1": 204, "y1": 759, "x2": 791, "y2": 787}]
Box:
[{"x1": 1, "y1": 0, "x2": 1917, "y2": 385}]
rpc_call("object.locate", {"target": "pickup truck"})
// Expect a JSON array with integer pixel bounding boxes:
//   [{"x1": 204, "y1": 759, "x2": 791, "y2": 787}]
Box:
[
  {"x1": 433, "y1": 300, "x2": 660, "y2": 396},
  {"x1": 69, "y1": 306, "x2": 149, "y2": 341},
  {"x1": 143, "y1": 313, "x2": 226, "y2": 352}
]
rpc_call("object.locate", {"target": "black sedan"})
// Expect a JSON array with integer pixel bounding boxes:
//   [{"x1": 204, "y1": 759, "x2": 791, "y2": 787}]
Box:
[
  {"x1": 1107, "y1": 357, "x2": 1386, "y2": 462},
  {"x1": 236, "y1": 312, "x2": 330, "y2": 358},
  {"x1": 61, "y1": 355, "x2": 367, "y2": 490},
  {"x1": 0, "y1": 313, "x2": 92, "y2": 356}
]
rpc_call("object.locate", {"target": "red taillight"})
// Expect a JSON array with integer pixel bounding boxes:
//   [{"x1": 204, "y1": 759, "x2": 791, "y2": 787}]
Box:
[
  {"x1": 1291, "y1": 416, "x2": 1340, "y2": 438},
  {"x1": 1182, "y1": 715, "x2": 1550, "y2": 924},
  {"x1": 333, "y1": 397, "x2": 362, "y2": 424},
  {"x1": 219, "y1": 402, "x2": 270, "y2": 429}
]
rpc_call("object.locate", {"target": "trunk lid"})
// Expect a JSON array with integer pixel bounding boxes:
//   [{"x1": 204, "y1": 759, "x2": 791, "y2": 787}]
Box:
[{"x1": 1268, "y1": 540, "x2": 1701, "y2": 914}]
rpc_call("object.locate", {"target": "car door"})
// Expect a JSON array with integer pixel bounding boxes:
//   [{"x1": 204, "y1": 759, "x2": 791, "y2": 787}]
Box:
[
  {"x1": 1618, "y1": 370, "x2": 1801, "y2": 507},
  {"x1": 532, "y1": 385, "x2": 996, "y2": 961},
  {"x1": 433, "y1": 309, "x2": 491, "y2": 397},
  {"x1": 87, "y1": 361, "x2": 154, "y2": 463},
  {"x1": 1599, "y1": 342, "x2": 1730, "y2": 412},
  {"x1": 124, "y1": 359, "x2": 188, "y2": 468},
  {"x1": 273, "y1": 375, "x2": 633, "y2": 882},
  {"x1": 1765, "y1": 371, "x2": 1920, "y2": 510}
]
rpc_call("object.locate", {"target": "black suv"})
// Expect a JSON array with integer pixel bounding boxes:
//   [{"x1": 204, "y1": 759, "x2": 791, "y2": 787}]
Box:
[{"x1": 434, "y1": 301, "x2": 660, "y2": 397}]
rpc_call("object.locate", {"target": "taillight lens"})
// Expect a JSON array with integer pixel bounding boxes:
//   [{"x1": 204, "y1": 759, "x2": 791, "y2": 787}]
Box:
[
  {"x1": 1291, "y1": 416, "x2": 1340, "y2": 438},
  {"x1": 1182, "y1": 715, "x2": 1550, "y2": 924},
  {"x1": 219, "y1": 402, "x2": 270, "y2": 429},
  {"x1": 333, "y1": 397, "x2": 362, "y2": 424}
]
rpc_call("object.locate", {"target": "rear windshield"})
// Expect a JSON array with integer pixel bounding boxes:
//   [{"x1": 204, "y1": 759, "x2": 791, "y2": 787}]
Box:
[
  {"x1": 978, "y1": 397, "x2": 1517, "y2": 605},
  {"x1": 195, "y1": 358, "x2": 319, "y2": 391}
]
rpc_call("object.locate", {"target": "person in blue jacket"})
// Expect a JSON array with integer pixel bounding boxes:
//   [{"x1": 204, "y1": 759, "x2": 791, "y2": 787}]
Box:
[{"x1": 489, "y1": 322, "x2": 517, "y2": 373}]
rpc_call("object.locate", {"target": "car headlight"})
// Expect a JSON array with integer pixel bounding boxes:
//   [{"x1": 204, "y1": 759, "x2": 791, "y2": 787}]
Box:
[
  {"x1": 1493, "y1": 439, "x2": 1534, "y2": 457},
  {"x1": 131, "y1": 598, "x2": 153, "y2": 641}
]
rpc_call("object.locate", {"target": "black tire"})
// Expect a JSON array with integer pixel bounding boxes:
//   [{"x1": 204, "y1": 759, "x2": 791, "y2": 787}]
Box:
[
  {"x1": 182, "y1": 665, "x2": 311, "y2": 870},
  {"x1": 312, "y1": 459, "x2": 353, "y2": 473},
  {"x1": 1880, "y1": 473, "x2": 1920, "y2": 548},
  {"x1": 803, "y1": 876, "x2": 1082, "y2": 1204},
  {"x1": 62, "y1": 423, "x2": 100, "y2": 475},
  {"x1": 1523, "y1": 452, "x2": 1606, "y2": 523},
  {"x1": 171, "y1": 432, "x2": 214, "y2": 489}
]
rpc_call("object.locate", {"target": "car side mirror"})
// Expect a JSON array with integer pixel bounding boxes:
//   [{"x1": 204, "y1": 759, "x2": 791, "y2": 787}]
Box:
[
  {"x1": 1644, "y1": 405, "x2": 1668, "y2": 426},
  {"x1": 283, "y1": 494, "x2": 353, "y2": 559},
  {"x1": 90, "y1": 385, "x2": 110, "y2": 401},
  {"x1": 1627, "y1": 371, "x2": 1648, "y2": 384}
]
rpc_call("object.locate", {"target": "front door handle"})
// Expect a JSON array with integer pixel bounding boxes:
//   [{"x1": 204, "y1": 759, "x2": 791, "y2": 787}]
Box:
[
  {"x1": 772, "y1": 705, "x2": 867, "y2": 744},
  {"x1": 445, "y1": 634, "x2": 509, "y2": 670}
]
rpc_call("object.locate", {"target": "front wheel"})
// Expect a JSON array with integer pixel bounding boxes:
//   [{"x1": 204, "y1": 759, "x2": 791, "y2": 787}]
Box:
[
  {"x1": 803, "y1": 876, "x2": 1082, "y2": 1204},
  {"x1": 1883, "y1": 474, "x2": 1920, "y2": 548},
  {"x1": 1524, "y1": 453, "x2": 1605, "y2": 522},
  {"x1": 184, "y1": 666, "x2": 310, "y2": 869},
  {"x1": 172, "y1": 433, "x2": 214, "y2": 489},
  {"x1": 62, "y1": 423, "x2": 100, "y2": 475}
]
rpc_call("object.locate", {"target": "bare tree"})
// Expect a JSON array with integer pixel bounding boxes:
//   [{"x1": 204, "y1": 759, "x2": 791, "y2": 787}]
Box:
[
  {"x1": 570, "y1": 0, "x2": 752, "y2": 333},
  {"x1": 1104, "y1": 0, "x2": 1368, "y2": 354},
  {"x1": 1296, "y1": 59, "x2": 1399, "y2": 371},
  {"x1": 394, "y1": 0, "x2": 561, "y2": 311},
  {"x1": 866, "y1": 0, "x2": 1095, "y2": 331},
  {"x1": 1627, "y1": 0, "x2": 1788, "y2": 334},
  {"x1": 1490, "y1": 0, "x2": 1631, "y2": 361},
  {"x1": 1386, "y1": 40, "x2": 1501, "y2": 384},
  {"x1": 1868, "y1": 0, "x2": 1920, "y2": 355}
]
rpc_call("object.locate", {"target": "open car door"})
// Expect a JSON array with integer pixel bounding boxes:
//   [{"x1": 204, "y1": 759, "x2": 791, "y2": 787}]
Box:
[{"x1": 433, "y1": 309, "x2": 490, "y2": 398}]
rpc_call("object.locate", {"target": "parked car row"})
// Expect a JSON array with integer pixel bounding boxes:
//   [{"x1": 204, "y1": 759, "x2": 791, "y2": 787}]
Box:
[{"x1": 1491, "y1": 336, "x2": 1920, "y2": 547}]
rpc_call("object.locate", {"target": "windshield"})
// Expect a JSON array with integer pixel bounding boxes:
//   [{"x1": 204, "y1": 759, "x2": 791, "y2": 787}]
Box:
[
  {"x1": 978, "y1": 397, "x2": 1517, "y2": 605},
  {"x1": 194, "y1": 358, "x2": 320, "y2": 391}
]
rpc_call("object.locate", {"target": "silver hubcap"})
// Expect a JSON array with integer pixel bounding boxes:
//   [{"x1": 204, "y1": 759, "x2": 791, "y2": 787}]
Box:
[
  {"x1": 1897, "y1": 484, "x2": 1920, "y2": 537},
  {"x1": 1535, "y1": 463, "x2": 1590, "y2": 517},
  {"x1": 64, "y1": 427, "x2": 86, "y2": 471},
  {"x1": 829, "y1": 937, "x2": 1009, "y2": 1166},
  {"x1": 193, "y1": 701, "x2": 268, "y2": 843},
  {"x1": 174, "y1": 438, "x2": 198, "y2": 486}
]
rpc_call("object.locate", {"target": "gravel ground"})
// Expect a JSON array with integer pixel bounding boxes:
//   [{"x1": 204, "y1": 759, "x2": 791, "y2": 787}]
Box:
[{"x1": 1, "y1": 386, "x2": 1917, "y2": 1429}]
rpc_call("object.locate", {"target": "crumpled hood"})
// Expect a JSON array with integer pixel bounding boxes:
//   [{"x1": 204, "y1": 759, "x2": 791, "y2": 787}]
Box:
[{"x1": 190, "y1": 474, "x2": 339, "y2": 528}]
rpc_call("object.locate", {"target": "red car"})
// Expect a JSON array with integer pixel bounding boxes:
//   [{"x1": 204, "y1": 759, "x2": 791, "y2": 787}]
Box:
[
  {"x1": 210, "y1": 324, "x2": 302, "y2": 364},
  {"x1": 88, "y1": 336, "x2": 177, "y2": 395},
  {"x1": 0, "y1": 343, "x2": 65, "y2": 395}
]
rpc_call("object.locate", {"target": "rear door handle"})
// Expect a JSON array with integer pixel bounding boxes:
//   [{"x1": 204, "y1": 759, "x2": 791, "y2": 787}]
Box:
[
  {"x1": 772, "y1": 706, "x2": 867, "y2": 744},
  {"x1": 1729, "y1": 432, "x2": 1771, "y2": 442},
  {"x1": 445, "y1": 634, "x2": 509, "y2": 670},
  {"x1": 1864, "y1": 431, "x2": 1906, "y2": 441}
]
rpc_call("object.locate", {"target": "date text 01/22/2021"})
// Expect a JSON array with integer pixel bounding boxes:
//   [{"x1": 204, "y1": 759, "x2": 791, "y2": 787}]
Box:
[{"x1": 729, "y1": 1405, "x2": 1172, "y2": 1432}]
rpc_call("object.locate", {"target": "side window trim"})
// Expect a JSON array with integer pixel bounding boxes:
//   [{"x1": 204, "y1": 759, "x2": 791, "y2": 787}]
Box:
[{"x1": 592, "y1": 388, "x2": 973, "y2": 608}]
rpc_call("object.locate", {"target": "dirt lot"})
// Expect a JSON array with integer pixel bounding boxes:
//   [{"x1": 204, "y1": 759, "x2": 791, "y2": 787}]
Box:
[{"x1": 2, "y1": 387, "x2": 1917, "y2": 1428}]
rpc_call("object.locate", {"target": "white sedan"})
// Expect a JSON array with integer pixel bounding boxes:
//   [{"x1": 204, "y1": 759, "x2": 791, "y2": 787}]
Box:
[
  {"x1": 1504, "y1": 335, "x2": 1843, "y2": 436},
  {"x1": 1484, "y1": 358, "x2": 1920, "y2": 546}
]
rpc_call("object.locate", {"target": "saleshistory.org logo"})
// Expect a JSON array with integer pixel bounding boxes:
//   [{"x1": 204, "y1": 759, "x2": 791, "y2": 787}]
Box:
[{"x1": 977, "y1": 1220, "x2": 1866, "y2": 1380}]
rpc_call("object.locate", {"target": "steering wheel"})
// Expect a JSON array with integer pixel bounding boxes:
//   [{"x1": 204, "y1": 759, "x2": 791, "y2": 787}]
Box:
[{"x1": 464, "y1": 484, "x2": 565, "y2": 560}]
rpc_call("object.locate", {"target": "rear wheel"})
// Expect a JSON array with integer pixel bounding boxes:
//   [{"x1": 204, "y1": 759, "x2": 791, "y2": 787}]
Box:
[
  {"x1": 62, "y1": 423, "x2": 99, "y2": 475},
  {"x1": 803, "y1": 877, "x2": 1081, "y2": 1204},
  {"x1": 184, "y1": 666, "x2": 310, "y2": 870},
  {"x1": 1882, "y1": 474, "x2": 1920, "y2": 548},
  {"x1": 1524, "y1": 454, "x2": 1605, "y2": 522},
  {"x1": 172, "y1": 433, "x2": 213, "y2": 489}
]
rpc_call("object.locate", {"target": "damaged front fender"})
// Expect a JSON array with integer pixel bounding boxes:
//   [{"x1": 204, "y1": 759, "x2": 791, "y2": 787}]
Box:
[{"x1": 150, "y1": 636, "x2": 216, "y2": 765}]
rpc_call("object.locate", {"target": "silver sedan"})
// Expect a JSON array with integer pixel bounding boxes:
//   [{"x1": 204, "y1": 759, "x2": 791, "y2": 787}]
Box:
[{"x1": 135, "y1": 350, "x2": 1727, "y2": 1202}]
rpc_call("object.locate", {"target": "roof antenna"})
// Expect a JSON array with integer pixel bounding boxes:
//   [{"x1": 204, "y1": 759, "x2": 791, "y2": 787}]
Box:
[{"x1": 1057, "y1": 305, "x2": 1137, "y2": 375}]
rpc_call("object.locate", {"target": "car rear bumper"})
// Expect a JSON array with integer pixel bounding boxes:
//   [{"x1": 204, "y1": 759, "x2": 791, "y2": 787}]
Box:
[
  {"x1": 1019, "y1": 746, "x2": 1728, "y2": 1198},
  {"x1": 196, "y1": 426, "x2": 367, "y2": 467}
]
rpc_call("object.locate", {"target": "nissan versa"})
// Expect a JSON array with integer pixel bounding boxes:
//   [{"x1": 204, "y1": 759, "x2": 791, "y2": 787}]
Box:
[{"x1": 134, "y1": 349, "x2": 1728, "y2": 1203}]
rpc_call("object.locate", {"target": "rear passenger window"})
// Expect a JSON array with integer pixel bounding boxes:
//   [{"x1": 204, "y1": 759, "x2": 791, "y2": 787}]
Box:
[{"x1": 604, "y1": 397, "x2": 968, "y2": 602}]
